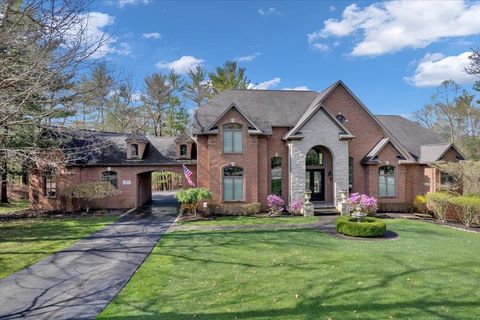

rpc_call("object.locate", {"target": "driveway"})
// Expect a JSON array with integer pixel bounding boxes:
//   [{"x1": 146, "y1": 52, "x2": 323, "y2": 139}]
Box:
[{"x1": 0, "y1": 193, "x2": 178, "y2": 320}]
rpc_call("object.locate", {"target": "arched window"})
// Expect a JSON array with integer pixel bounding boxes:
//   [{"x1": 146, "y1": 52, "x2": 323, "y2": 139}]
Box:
[
  {"x1": 306, "y1": 149, "x2": 324, "y2": 166},
  {"x1": 223, "y1": 166, "x2": 243, "y2": 201},
  {"x1": 102, "y1": 171, "x2": 118, "y2": 188},
  {"x1": 379, "y1": 165, "x2": 395, "y2": 197},
  {"x1": 130, "y1": 144, "x2": 139, "y2": 157},
  {"x1": 271, "y1": 157, "x2": 282, "y2": 196},
  {"x1": 223, "y1": 123, "x2": 243, "y2": 153}
]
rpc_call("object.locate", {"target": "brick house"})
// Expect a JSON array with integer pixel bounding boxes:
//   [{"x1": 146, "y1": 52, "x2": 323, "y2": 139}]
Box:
[{"x1": 29, "y1": 81, "x2": 464, "y2": 212}]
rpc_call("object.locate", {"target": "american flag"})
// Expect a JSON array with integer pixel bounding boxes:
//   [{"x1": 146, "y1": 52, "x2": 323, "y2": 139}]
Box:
[{"x1": 182, "y1": 165, "x2": 195, "y2": 187}]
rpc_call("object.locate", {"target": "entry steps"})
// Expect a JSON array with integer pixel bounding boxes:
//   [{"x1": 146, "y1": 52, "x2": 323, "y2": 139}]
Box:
[{"x1": 312, "y1": 202, "x2": 339, "y2": 215}]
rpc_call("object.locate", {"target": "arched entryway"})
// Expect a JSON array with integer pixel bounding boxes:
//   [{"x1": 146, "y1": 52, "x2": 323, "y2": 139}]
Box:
[{"x1": 305, "y1": 146, "x2": 334, "y2": 203}]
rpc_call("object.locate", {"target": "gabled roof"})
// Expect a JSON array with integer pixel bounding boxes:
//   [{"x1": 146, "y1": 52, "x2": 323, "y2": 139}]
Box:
[
  {"x1": 174, "y1": 133, "x2": 196, "y2": 144},
  {"x1": 193, "y1": 89, "x2": 319, "y2": 134},
  {"x1": 125, "y1": 132, "x2": 149, "y2": 143},
  {"x1": 283, "y1": 104, "x2": 354, "y2": 140},
  {"x1": 362, "y1": 138, "x2": 390, "y2": 163},
  {"x1": 376, "y1": 115, "x2": 446, "y2": 159},
  {"x1": 204, "y1": 104, "x2": 266, "y2": 134},
  {"x1": 419, "y1": 143, "x2": 465, "y2": 164}
]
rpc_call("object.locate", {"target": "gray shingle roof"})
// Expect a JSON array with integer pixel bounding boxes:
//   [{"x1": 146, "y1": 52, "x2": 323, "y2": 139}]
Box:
[
  {"x1": 193, "y1": 89, "x2": 319, "y2": 134},
  {"x1": 418, "y1": 143, "x2": 453, "y2": 163},
  {"x1": 376, "y1": 115, "x2": 447, "y2": 159},
  {"x1": 63, "y1": 129, "x2": 195, "y2": 166}
]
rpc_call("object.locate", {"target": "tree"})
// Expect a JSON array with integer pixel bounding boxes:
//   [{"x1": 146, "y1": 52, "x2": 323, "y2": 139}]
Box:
[
  {"x1": 0, "y1": 0, "x2": 109, "y2": 203},
  {"x1": 466, "y1": 48, "x2": 480, "y2": 78},
  {"x1": 433, "y1": 161, "x2": 480, "y2": 195},
  {"x1": 164, "y1": 70, "x2": 184, "y2": 136},
  {"x1": 184, "y1": 66, "x2": 210, "y2": 108},
  {"x1": 59, "y1": 181, "x2": 121, "y2": 213},
  {"x1": 208, "y1": 60, "x2": 250, "y2": 96},
  {"x1": 141, "y1": 73, "x2": 170, "y2": 136},
  {"x1": 413, "y1": 80, "x2": 480, "y2": 159},
  {"x1": 87, "y1": 62, "x2": 116, "y2": 130}
]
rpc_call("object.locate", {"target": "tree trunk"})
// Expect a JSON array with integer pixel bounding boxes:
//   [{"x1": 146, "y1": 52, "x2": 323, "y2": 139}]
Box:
[{"x1": 1, "y1": 155, "x2": 8, "y2": 204}]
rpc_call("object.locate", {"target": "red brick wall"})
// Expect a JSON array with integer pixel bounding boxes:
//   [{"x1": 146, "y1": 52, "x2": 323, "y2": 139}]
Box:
[
  {"x1": 196, "y1": 109, "x2": 292, "y2": 209},
  {"x1": 30, "y1": 164, "x2": 197, "y2": 212}
]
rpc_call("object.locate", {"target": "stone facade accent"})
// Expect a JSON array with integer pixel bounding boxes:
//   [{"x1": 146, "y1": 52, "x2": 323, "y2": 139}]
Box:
[{"x1": 287, "y1": 108, "x2": 349, "y2": 208}]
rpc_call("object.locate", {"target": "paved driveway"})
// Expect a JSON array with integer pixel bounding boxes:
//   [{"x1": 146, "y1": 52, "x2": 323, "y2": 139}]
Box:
[{"x1": 0, "y1": 194, "x2": 178, "y2": 320}]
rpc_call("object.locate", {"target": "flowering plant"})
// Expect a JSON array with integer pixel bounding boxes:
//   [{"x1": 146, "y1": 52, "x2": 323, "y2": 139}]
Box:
[
  {"x1": 267, "y1": 194, "x2": 285, "y2": 215},
  {"x1": 288, "y1": 198, "x2": 303, "y2": 215},
  {"x1": 348, "y1": 193, "x2": 378, "y2": 214}
]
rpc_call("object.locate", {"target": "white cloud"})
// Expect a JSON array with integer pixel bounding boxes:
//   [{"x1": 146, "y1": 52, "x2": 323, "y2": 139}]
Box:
[
  {"x1": 329, "y1": 5, "x2": 336, "y2": 12},
  {"x1": 312, "y1": 43, "x2": 330, "y2": 52},
  {"x1": 155, "y1": 56, "x2": 204, "y2": 73},
  {"x1": 251, "y1": 77, "x2": 281, "y2": 90},
  {"x1": 118, "y1": 0, "x2": 151, "y2": 8},
  {"x1": 258, "y1": 8, "x2": 282, "y2": 16},
  {"x1": 308, "y1": 0, "x2": 480, "y2": 56},
  {"x1": 405, "y1": 51, "x2": 476, "y2": 87},
  {"x1": 235, "y1": 52, "x2": 260, "y2": 62},
  {"x1": 131, "y1": 92, "x2": 142, "y2": 102},
  {"x1": 142, "y1": 32, "x2": 162, "y2": 39},
  {"x1": 282, "y1": 86, "x2": 310, "y2": 91}
]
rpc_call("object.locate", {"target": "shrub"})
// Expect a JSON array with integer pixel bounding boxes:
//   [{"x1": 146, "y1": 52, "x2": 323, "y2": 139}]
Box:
[
  {"x1": 219, "y1": 202, "x2": 261, "y2": 216},
  {"x1": 335, "y1": 216, "x2": 386, "y2": 238},
  {"x1": 267, "y1": 194, "x2": 285, "y2": 215},
  {"x1": 348, "y1": 193, "x2": 378, "y2": 214},
  {"x1": 413, "y1": 194, "x2": 428, "y2": 214},
  {"x1": 175, "y1": 188, "x2": 212, "y2": 215},
  {"x1": 288, "y1": 198, "x2": 303, "y2": 215},
  {"x1": 426, "y1": 192, "x2": 453, "y2": 222},
  {"x1": 59, "y1": 181, "x2": 121, "y2": 213},
  {"x1": 448, "y1": 195, "x2": 480, "y2": 228}
]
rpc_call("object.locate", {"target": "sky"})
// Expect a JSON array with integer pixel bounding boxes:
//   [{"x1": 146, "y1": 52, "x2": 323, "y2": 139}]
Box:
[{"x1": 87, "y1": 0, "x2": 480, "y2": 117}]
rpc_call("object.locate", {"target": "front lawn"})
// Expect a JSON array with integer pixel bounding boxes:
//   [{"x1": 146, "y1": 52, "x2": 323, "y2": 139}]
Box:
[
  {"x1": 0, "y1": 199, "x2": 29, "y2": 214},
  {"x1": 99, "y1": 218, "x2": 480, "y2": 319},
  {"x1": 0, "y1": 216, "x2": 118, "y2": 279}
]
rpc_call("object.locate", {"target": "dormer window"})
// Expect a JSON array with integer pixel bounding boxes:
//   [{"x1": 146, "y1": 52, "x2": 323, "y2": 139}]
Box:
[
  {"x1": 223, "y1": 123, "x2": 243, "y2": 153},
  {"x1": 180, "y1": 144, "x2": 188, "y2": 157},
  {"x1": 130, "y1": 144, "x2": 139, "y2": 157}
]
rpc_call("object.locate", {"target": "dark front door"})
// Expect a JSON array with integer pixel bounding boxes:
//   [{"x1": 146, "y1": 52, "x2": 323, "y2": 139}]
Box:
[{"x1": 306, "y1": 169, "x2": 325, "y2": 201}]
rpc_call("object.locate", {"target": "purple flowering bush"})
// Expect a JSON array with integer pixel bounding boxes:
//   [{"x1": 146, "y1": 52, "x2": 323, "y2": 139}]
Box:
[
  {"x1": 288, "y1": 198, "x2": 303, "y2": 215},
  {"x1": 267, "y1": 194, "x2": 285, "y2": 215},
  {"x1": 348, "y1": 193, "x2": 378, "y2": 214}
]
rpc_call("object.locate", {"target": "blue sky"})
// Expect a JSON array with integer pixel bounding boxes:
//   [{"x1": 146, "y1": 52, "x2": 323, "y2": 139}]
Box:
[{"x1": 88, "y1": 0, "x2": 480, "y2": 116}]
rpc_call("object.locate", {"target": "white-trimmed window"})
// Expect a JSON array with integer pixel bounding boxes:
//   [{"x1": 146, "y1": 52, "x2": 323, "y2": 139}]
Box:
[
  {"x1": 180, "y1": 144, "x2": 188, "y2": 157},
  {"x1": 223, "y1": 166, "x2": 243, "y2": 201},
  {"x1": 223, "y1": 123, "x2": 243, "y2": 153},
  {"x1": 379, "y1": 165, "x2": 395, "y2": 197},
  {"x1": 271, "y1": 157, "x2": 282, "y2": 196}
]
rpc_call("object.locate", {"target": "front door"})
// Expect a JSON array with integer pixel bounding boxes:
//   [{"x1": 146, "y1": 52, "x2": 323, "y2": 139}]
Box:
[{"x1": 305, "y1": 169, "x2": 325, "y2": 201}]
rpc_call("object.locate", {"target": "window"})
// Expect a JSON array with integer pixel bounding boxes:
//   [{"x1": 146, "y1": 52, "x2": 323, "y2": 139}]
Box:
[
  {"x1": 336, "y1": 114, "x2": 346, "y2": 124},
  {"x1": 306, "y1": 149, "x2": 324, "y2": 166},
  {"x1": 44, "y1": 167, "x2": 56, "y2": 197},
  {"x1": 349, "y1": 157, "x2": 354, "y2": 193},
  {"x1": 440, "y1": 172, "x2": 455, "y2": 187},
  {"x1": 271, "y1": 157, "x2": 282, "y2": 196},
  {"x1": 180, "y1": 144, "x2": 188, "y2": 157},
  {"x1": 379, "y1": 165, "x2": 395, "y2": 197},
  {"x1": 130, "y1": 144, "x2": 139, "y2": 157},
  {"x1": 223, "y1": 166, "x2": 243, "y2": 201},
  {"x1": 102, "y1": 171, "x2": 118, "y2": 188},
  {"x1": 223, "y1": 123, "x2": 243, "y2": 153}
]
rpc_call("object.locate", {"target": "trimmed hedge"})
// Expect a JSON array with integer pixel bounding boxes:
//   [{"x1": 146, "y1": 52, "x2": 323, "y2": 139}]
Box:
[
  {"x1": 448, "y1": 195, "x2": 480, "y2": 228},
  {"x1": 426, "y1": 192, "x2": 453, "y2": 222},
  {"x1": 336, "y1": 216, "x2": 386, "y2": 238}
]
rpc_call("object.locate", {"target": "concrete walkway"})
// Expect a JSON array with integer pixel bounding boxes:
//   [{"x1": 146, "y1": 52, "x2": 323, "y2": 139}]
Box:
[{"x1": 0, "y1": 194, "x2": 178, "y2": 320}]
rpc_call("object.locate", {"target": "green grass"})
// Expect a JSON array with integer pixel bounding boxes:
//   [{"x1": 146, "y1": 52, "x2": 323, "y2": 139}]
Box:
[
  {"x1": 176, "y1": 215, "x2": 318, "y2": 226},
  {"x1": 99, "y1": 219, "x2": 480, "y2": 319},
  {"x1": 0, "y1": 199, "x2": 29, "y2": 214},
  {"x1": 0, "y1": 216, "x2": 118, "y2": 279}
]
